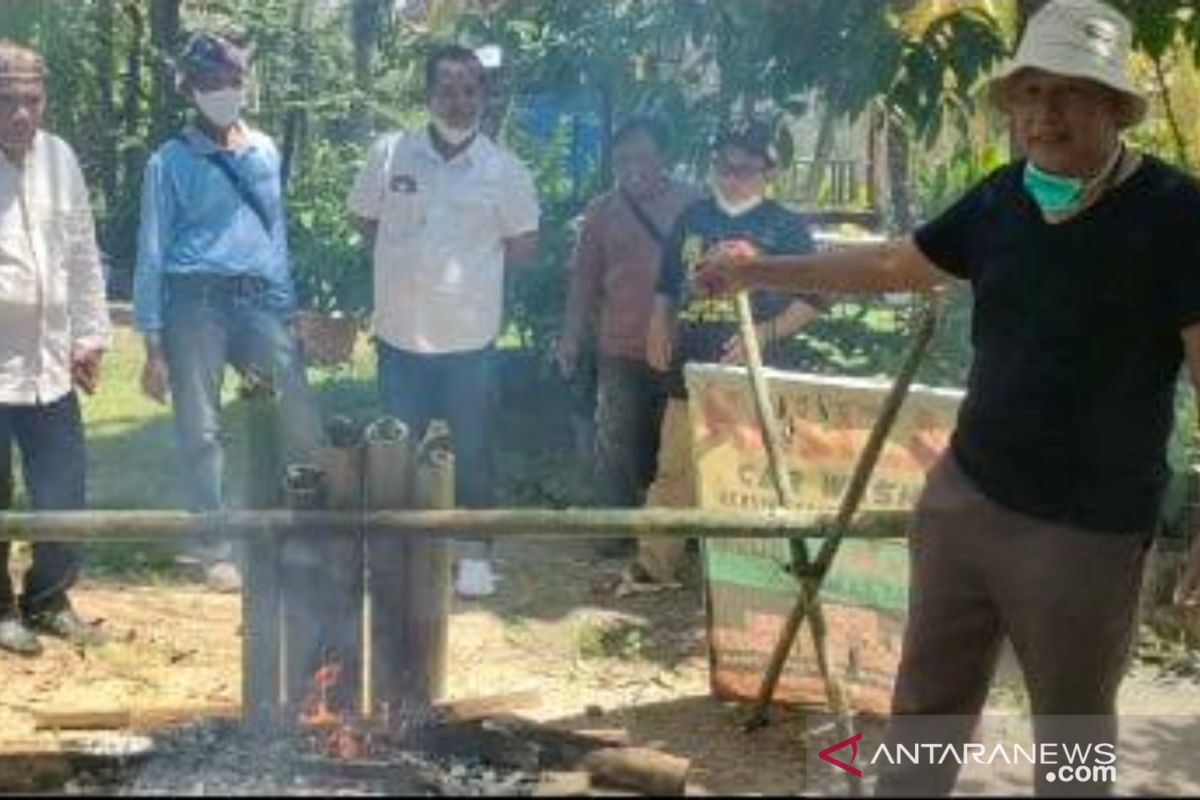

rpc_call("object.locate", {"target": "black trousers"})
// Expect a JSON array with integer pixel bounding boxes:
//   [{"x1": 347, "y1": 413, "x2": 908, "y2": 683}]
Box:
[{"x1": 0, "y1": 394, "x2": 86, "y2": 616}]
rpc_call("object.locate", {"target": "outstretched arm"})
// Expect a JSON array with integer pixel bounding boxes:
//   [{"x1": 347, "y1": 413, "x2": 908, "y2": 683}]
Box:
[{"x1": 698, "y1": 237, "x2": 952, "y2": 297}]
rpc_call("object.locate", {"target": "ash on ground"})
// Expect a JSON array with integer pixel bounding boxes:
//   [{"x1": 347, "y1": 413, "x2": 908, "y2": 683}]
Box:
[{"x1": 119, "y1": 719, "x2": 540, "y2": 796}]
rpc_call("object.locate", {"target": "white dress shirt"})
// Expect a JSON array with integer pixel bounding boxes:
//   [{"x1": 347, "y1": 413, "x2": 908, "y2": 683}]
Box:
[
  {"x1": 0, "y1": 132, "x2": 111, "y2": 405},
  {"x1": 348, "y1": 128, "x2": 539, "y2": 354}
]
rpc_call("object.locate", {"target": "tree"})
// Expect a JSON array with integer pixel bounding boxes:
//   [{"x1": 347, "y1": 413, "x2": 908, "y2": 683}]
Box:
[{"x1": 148, "y1": 0, "x2": 182, "y2": 146}]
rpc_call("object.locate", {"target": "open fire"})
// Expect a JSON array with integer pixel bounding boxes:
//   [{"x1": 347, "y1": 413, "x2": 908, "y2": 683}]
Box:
[{"x1": 14, "y1": 685, "x2": 691, "y2": 796}]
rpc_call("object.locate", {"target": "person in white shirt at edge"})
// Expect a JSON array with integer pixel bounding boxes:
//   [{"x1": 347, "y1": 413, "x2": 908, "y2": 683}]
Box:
[
  {"x1": 349, "y1": 44, "x2": 539, "y2": 599},
  {"x1": 0, "y1": 41, "x2": 112, "y2": 656}
]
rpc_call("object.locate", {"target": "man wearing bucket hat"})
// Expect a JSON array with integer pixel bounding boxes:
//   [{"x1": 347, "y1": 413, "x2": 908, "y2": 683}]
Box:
[
  {"x1": 697, "y1": 0, "x2": 1200, "y2": 794},
  {"x1": 134, "y1": 31, "x2": 324, "y2": 592}
]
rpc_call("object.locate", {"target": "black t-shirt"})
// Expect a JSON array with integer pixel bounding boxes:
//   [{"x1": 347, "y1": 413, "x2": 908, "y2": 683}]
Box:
[
  {"x1": 915, "y1": 155, "x2": 1200, "y2": 534},
  {"x1": 656, "y1": 198, "x2": 820, "y2": 397}
]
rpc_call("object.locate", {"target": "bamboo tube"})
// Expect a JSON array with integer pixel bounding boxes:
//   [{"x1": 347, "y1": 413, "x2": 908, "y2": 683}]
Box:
[
  {"x1": 364, "y1": 417, "x2": 416, "y2": 718},
  {"x1": 364, "y1": 417, "x2": 414, "y2": 510},
  {"x1": 239, "y1": 383, "x2": 285, "y2": 729},
  {"x1": 292, "y1": 417, "x2": 366, "y2": 718},
  {"x1": 405, "y1": 436, "x2": 454, "y2": 703},
  {"x1": 279, "y1": 462, "x2": 332, "y2": 713}
]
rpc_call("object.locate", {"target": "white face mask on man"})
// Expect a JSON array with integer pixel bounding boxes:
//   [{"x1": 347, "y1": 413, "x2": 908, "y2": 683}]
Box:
[
  {"x1": 431, "y1": 115, "x2": 477, "y2": 147},
  {"x1": 194, "y1": 88, "x2": 244, "y2": 129},
  {"x1": 710, "y1": 181, "x2": 764, "y2": 218}
]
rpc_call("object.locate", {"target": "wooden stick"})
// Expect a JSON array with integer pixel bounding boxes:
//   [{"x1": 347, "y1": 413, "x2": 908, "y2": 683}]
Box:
[
  {"x1": 580, "y1": 747, "x2": 690, "y2": 797},
  {"x1": 33, "y1": 704, "x2": 241, "y2": 732},
  {"x1": 733, "y1": 291, "x2": 849, "y2": 736},
  {"x1": 0, "y1": 507, "x2": 911, "y2": 542},
  {"x1": 28, "y1": 692, "x2": 538, "y2": 733},
  {"x1": 733, "y1": 291, "x2": 797, "y2": 508},
  {"x1": 434, "y1": 690, "x2": 541, "y2": 723},
  {"x1": 426, "y1": 715, "x2": 689, "y2": 796},
  {"x1": 749, "y1": 300, "x2": 941, "y2": 734},
  {"x1": 534, "y1": 772, "x2": 592, "y2": 797}
]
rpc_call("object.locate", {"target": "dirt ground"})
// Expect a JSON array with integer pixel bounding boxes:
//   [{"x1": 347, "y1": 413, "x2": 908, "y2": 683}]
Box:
[{"x1": 2, "y1": 539, "x2": 1199, "y2": 796}]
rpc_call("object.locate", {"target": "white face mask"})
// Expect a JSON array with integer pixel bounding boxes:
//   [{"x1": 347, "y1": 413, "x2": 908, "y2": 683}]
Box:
[
  {"x1": 194, "y1": 88, "x2": 244, "y2": 129},
  {"x1": 432, "y1": 116, "x2": 478, "y2": 147},
  {"x1": 711, "y1": 182, "x2": 764, "y2": 218}
]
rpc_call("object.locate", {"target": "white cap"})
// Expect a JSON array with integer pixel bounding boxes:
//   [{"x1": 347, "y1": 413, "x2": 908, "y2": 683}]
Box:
[{"x1": 987, "y1": 0, "x2": 1147, "y2": 128}]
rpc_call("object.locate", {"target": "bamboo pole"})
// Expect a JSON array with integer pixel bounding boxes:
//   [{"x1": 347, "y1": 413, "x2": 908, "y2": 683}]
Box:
[
  {"x1": 33, "y1": 704, "x2": 242, "y2": 732},
  {"x1": 364, "y1": 417, "x2": 416, "y2": 718},
  {"x1": 405, "y1": 436, "x2": 454, "y2": 703},
  {"x1": 733, "y1": 291, "x2": 856, "y2": 797},
  {"x1": 280, "y1": 418, "x2": 365, "y2": 719},
  {"x1": 0, "y1": 508, "x2": 910, "y2": 542},
  {"x1": 280, "y1": 463, "x2": 327, "y2": 713},
  {"x1": 239, "y1": 383, "x2": 285, "y2": 729},
  {"x1": 748, "y1": 300, "x2": 940, "y2": 732}
]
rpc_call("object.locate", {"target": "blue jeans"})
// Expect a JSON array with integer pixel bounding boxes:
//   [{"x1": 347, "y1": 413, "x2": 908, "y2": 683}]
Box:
[
  {"x1": 0, "y1": 393, "x2": 86, "y2": 615},
  {"x1": 162, "y1": 275, "x2": 324, "y2": 513},
  {"x1": 376, "y1": 342, "x2": 495, "y2": 511}
]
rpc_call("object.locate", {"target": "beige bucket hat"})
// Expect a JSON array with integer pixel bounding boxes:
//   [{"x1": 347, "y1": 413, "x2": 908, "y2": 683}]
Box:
[{"x1": 988, "y1": 0, "x2": 1147, "y2": 128}]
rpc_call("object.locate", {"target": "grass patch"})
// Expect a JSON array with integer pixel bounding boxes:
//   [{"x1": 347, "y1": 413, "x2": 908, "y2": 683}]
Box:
[{"x1": 575, "y1": 616, "x2": 650, "y2": 661}]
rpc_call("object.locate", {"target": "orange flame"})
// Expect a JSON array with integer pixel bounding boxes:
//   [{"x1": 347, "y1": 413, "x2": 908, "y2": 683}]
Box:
[
  {"x1": 299, "y1": 656, "x2": 343, "y2": 728},
  {"x1": 298, "y1": 650, "x2": 378, "y2": 760}
]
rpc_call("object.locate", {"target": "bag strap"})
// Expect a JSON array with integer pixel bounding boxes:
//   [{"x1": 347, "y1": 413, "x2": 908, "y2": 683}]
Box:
[
  {"x1": 175, "y1": 132, "x2": 273, "y2": 234},
  {"x1": 620, "y1": 188, "x2": 667, "y2": 245}
]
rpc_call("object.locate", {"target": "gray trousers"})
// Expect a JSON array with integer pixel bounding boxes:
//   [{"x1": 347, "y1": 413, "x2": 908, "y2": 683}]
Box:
[
  {"x1": 595, "y1": 356, "x2": 666, "y2": 508},
  {"x1": 877, "y1": 454, "x2": 1148, "y2": 797}
]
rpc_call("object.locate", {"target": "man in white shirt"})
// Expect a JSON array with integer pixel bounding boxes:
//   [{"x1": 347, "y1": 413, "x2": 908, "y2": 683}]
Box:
[
  {"x1": 0, "y1": 41, "x2": 111, "y2": 655},
  {"x1": 349, "y1": 44, "x2": 539, "y2": 597}
]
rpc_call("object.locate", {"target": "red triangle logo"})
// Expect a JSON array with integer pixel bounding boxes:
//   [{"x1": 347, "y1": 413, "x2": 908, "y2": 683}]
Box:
[{"x1": 819, "y1": 732, "x2": 864, "y2": 777}]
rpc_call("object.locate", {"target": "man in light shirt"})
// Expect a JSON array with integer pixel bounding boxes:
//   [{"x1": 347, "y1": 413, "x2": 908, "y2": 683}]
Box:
[
  {"x1": 0, "y1": 41, "x2": 111, "y2": 655},
  {"x1": 134, "y1": 32, "x2": 324, "y2": 591},
  {"x1": 349, "y1": 44, "x2": 539, "y2": 598}
]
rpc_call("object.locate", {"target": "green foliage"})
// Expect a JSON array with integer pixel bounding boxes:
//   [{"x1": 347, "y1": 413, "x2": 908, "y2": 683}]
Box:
[
  {"x1": 8, "y1": 0, "x2": 1200, "y2": 388},
  {"x1": 887, "y1": 8, "x2": 1007, "y2": 145},
  {"x1": 503, "y1": 117, "x2": 601, "y2": 360},
  {"x1": 1109, "y1": 0, "x2": 1199, "y2": 63},
  {"x1": 917, "y1": 136, "x2": 1008, "y2": 217},
  {"x1": 287, "y1": 139, "x2": 372, "y2": 315},
  {"x1": 576, "y1": 617, "x2": 649, "y2": 661}
]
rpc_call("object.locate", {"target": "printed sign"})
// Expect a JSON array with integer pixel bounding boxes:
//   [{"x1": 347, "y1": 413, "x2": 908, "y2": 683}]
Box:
[{"x1": 685, "y1": 364, "x2": 964, "y2": 712}]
